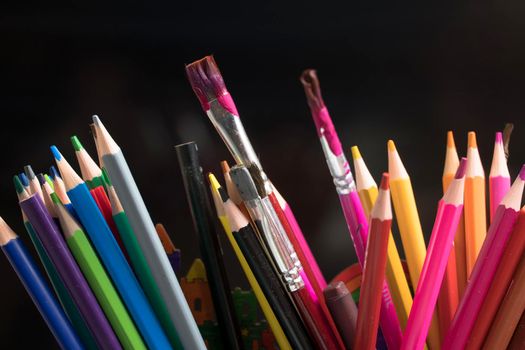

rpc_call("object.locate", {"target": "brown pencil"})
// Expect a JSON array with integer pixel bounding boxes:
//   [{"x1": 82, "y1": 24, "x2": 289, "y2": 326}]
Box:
[
  {"x1": 354, "y1": 173, "x2": 392, "y2": 350},
  {"x1": 509, "y1": 311, "x2": 525, "y2": 350}
]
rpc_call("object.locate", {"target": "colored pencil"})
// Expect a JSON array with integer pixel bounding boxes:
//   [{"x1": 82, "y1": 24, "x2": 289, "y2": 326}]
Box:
[
  {"x1": 509, "y1": 311, "x2": 525, "y2": 350},
  {"x1": 221, "y1": 160, "x2": 250, "y2": 217},
  {"x1": 92, "y1": 115, "x2": 205, "y2": 350},
  {"x1": 208, "y1": 173, "x2": 292, "y2": 350},
  {"x1": 388, "y1": 139, "x2": 441, "y2": 348},
  {"x1": 301, "y1": 69, "x2": 402, "y2": 350},
  {"x1": 105, "y1": 178, "x2": 182, "y2": 348},
  {"x1": 354, "y1": 173, "x2": 392, "y2": 350},
  {"x1": 489, "y1": 132, "x2": 511, "y2": 221},
  {"x1": 50, "y1": 191, "x2": 146, "y2": 350},
  {"x1": 17, "y1": 180, "x2": 120, "y2": 350},
  {"x1": 24, "y1": 165, "x2": 44, "y2": 202},
  {"x1": 176, "y1": 141, "x2": 243, "y2": 350},
  {"x1": 323, "y1": 281, "x2": 358, "y2": 350},
  {"x1": 0, "y1": 217, "x2": 83, "y2": 350},
  {"x1": 483, "y1": 237, "x2": 525, "y2": 349},
  {"x1": 467, "y1": 206, "x2": 525, "y2": 348},
  {"x1": 50, "y1": 166, "x2": 77, "y2": 219},
  {"x1": 443, "y1": 165, "x2": 525, "y2": 349},
  {"x1": 351, "y1": 145, "x2": 412, "y2": 329},
  {"x1": 464, "y1": 131, "x2": 487, "y2": 276},
  {"x1": 437, "y1": 131, "x2": 462, "y2": 336},
  {"x1": 401, "y1": 158, "x2": 466, "y2": 350},
  {"x1": 14, "y1": 175, "x2": 98, "y2": 350},
  {"x1": 220, "y1": 171, "x2": 314, "y2": 350},
  {"x1": 186, "y1": 57, "x2": 330, "y2": 344},
  {"x1": 19, "y1": 172, "x2": 30, "y2": 189},
  {"x1": 230, "y1": 165, "x2": 341, "y2": 349},
  {"x1": 71, "y1": 136, "x2": 128, "y2": 257},
  {"x1": 52, "y1": 145, "x2": 172, "y2": 350},
  {"x1": 155, "y1": 223, "x2": 181, "y2": 276}
]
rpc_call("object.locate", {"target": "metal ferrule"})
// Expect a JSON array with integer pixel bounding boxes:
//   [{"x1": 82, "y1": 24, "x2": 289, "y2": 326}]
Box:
[
  {"x1": 243, "y1": 198, "x2": 304, "y2": 292},
  {"x1": 319, "y1": 132, "x2": 356, "y2": 195}
]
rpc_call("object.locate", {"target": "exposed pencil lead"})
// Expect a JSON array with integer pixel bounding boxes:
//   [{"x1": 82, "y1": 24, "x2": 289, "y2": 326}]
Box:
[
  {"x1": 49, "y1": 166, "x2": 60, "y2": 179},
  {"x1": 24, "y1": 165, "x2": 36, "y2": 180},
  {"x1": 447, "y1": 131, "x2": 456, "y2": 148},
  {"x1": 13, "y1": 175, "x2": 25, "y2": 194},
  {"x1": 50, "y1": 145, "x2": 63, "y2": 161},
  {"x1": 468, "y1": 132, "x2": 477, "y2": 148},
  {"x1": 37, "y1": 174, "x2": 46, "y2": 186},
  {"x1": 19, "y1": 172, "x2": 29, "y2": 187},
  {"x1": 71, "y1": 135, "x2": 84, "y2": 151}
]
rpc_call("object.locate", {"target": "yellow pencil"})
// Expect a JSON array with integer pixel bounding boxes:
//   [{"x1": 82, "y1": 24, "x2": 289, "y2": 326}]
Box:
[
  {"x1": 388, "y1": 140, "x2": 441, "y2": 349},
  {"x1": 464, "y1": 131, "x2": 487, "y2": 276},
  {"x1": 208, "y1": 173, "x2": 292, "y2": 350},
  {"x1": 443, "y1": 132, "x2": 467, "y2": 297},
  {"x1": 351, "y1": 145, "x2": 412, "y2": 330}
]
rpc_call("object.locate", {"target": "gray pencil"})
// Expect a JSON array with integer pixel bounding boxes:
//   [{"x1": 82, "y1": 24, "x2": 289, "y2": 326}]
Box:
[{"x1": 92, "y1": 115, "x2": 206, "y2": 350}]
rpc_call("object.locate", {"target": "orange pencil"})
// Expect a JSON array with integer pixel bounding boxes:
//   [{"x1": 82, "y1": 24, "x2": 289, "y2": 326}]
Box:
[
  {"x1": 464, "y1": 132, "x2": 487, "y2": 276},
  {"x1": 437, "y1": 131, "x2": 461, "y2": 337},
  {"x1": 354, "y1": 173, "x2": 392, "y2": 350}
]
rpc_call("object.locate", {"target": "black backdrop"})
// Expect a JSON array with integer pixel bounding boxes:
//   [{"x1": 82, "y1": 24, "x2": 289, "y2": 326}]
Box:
[{"x1": 2, "y1": 2, "x2": 525, "y2": 347}]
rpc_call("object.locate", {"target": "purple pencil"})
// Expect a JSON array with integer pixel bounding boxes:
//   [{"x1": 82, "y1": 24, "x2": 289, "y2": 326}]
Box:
[{"x1": 17, "y1": 186, "x2": 121, "y2": 350}]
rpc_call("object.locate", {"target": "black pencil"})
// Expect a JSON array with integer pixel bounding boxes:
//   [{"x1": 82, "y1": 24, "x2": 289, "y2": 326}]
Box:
[
  {"x1": 175, "y1": 141, "x2": 243, "y2": 350},
  {"x1": 219, "y1": 184, "x2": 314, "y2": 350}
]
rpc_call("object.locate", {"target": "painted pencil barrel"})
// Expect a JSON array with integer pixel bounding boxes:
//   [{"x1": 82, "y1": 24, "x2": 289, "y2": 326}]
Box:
[
  {"x1": 2, "y1": 238, "x2": 83, "y2": 350},
  {"x1": 103, "y1": 150, "x2": 206, "y2": 350},
  {"x1": 489, "y1": 176, "x2": 511, "y2": 221},
  {"x1": 21, "y1": 195, "x2": 120, "y2": 350},
  {"x1": 112, "y1": 211, "x2": 183, "y2": 349},
  {"x1": 464, "y1": 176, "x2": 487, "y2": 275},
  {"x1": 65, "y1": 229, "x2": 146, "y2": 350},
  {"x1": 68, "y1": 184, "x2": 171, "y2": 350},
  {"x1": 24, "y1": 221, "x2": 98, "y2": 350}
]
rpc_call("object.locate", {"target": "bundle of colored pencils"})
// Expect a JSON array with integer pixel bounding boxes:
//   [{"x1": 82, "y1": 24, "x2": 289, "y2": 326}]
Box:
[{"x1": 2, "y1": 54, "x2": 525, "y2": 350}]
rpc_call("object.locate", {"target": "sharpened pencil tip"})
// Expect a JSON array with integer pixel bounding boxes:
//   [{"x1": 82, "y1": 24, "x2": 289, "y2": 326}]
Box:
[
  {"x1": 13, "y1": 175, "x2": 24, "y2": 194},
  {"x1": 220, "y1": 160, "x2": 231, "y2": 174},
  {"x1": 19, "y1": 173, "x2": 29, "y2": 187},
  {"x1": 495, "y1": 132, "x2": 503, "y2": 144},
  {"x1": 351, "y1": 146, "x2": 361, "y2": 160},
  {"x1": 50, "y1": 146, "x2": 62, "y2": 161},
  {"x1": 50, "y1": 192, "x2": 61, "y2": 205},
  {"x1": 455, "y1": 157, "x2": 468, "y2": 179},
  {"x1": 468, "y1": 131, "x2": 477, "y2": 148},
  {"x1": 208, "y1": 173, "x2": 221, "y2": 190},
  {"x1": 37, "y1": 174, "x2": 46, "y2": 186},
  {"x1": 71, "y1": 135, "x2": 83, "y2": 151},
  {"x1": 387, "y1": 140, "x2": 396, "y2": 152},
  {"x1": 24, "y1": 165, "x2": 36, "y2": 180},
  {"x1": 380, "y1": 173, "x2": 390, "y2": 190},
  {"x1": 49, "y1": 166, "x2": 60, "y2": 180},
  {"x1": 519, "y1": 164, "x2": 525, "y2": 181},
  {"x1": 92, "y1": 115, "x2": 101, "y2": 125},
  {"x1": 447, "y1": 131, "x2": 456, "y2": 148}
]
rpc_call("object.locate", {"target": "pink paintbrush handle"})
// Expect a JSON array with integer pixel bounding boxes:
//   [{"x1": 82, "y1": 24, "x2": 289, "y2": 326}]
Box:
[
  {"x1": 340, "y1": 191, "x2": 402, "y2": 350},
  {"x1": 282, "y1": 203, "x2": 327, "y2": 289},
  {"x1": 489, "y1": 176, "x2": 511, "y2": 220}
]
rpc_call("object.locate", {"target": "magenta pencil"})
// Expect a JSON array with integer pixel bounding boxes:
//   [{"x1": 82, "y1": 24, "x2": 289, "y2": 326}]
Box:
[
  {"x1": 401, "y1": 158, "x2": 466, "y2": 350},
  {"x1": 272, "y1": 186, "x2": 326, "y2": 289},
  {"x1": 300, "y1": 69, "x2": 401, "y2": 350},
  {"x1": 489, "y1": 132, "x2": 511, "y2": 221},
  {"x1": 442, "y1": 164, "x2": 525, "y2": 350}
]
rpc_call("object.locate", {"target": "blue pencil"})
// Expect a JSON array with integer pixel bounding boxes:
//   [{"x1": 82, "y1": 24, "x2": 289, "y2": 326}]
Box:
[
  {"x1": 51, "y1": 146, "x2": 171, "y2": 350},
  {"x1": 0, "y1": 217, "x2": 83, "y2": 350}
]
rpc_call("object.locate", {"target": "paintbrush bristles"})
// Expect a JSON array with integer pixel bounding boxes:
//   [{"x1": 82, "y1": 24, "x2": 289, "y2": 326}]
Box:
[
  {"x1": 300, "y1": 69, "x2": 325, "y2": 113},
  {"x1": 185, "y1": 55, "x2": 227, "y2": 108}
]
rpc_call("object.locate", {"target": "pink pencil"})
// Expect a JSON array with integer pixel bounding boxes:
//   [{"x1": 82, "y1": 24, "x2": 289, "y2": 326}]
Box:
[
  {"x1": 272, "y1": 186, "x2": 327, "y2": 289},
  {"x1": 442, "y1": 164, "x2": 525, "y2": 350},
  {"x1": 301, "y1": 69, "x2": 401, "y2": 350},
  {"x1": 489, "y1": 132, "x2": 511, "y2": 221},
  {"x1": 401, "y1": 158, "x2": 466, "y2": 350}
]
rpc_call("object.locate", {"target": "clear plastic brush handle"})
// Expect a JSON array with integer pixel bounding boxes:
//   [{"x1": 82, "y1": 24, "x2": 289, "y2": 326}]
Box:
[{"x1": 320, "y1": 132, "x2": 356, "y2": 195}]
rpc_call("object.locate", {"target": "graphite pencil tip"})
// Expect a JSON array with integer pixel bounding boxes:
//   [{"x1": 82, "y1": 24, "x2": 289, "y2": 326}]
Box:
[
  {"x1": 455, "y1": 158, "x2": 468, "y2": 179},
  {"x1": 24, "y1": 165, "x2": 36, "y2": 180},
  {"x1": 185, "y1": 55, "x2": 227, "y2": 108},
  {"x1": 351, "y1": 146, "x2": 362, "y2": 160},
  {"x1": 50, "y1": 145, "x2": 62, "y2": 161},
  {"x1": 468, "y1": 131, "x2": 477, "y2": 148}
]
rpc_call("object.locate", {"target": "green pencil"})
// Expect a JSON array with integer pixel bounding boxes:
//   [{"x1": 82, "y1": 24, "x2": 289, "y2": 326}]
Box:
[
  {"x1": 50, "y1": 190, "x2": 146, "y2": 350},
  {"x1": 106, "y1": 179, "x2": 183, "y2": 349}
]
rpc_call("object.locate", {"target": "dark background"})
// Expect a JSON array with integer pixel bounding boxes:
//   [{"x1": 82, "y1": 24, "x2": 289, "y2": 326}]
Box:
[{"x1": 2, "y1": 2, "x2": 525, "y2": 348}]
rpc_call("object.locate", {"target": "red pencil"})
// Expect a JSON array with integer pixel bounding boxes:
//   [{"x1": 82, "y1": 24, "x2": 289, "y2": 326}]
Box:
[{"x1": 354, "y1": 173, "x2": 392, "y2": 350}]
